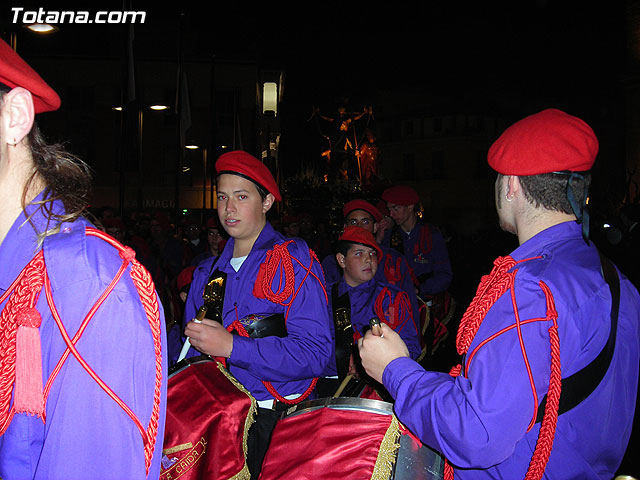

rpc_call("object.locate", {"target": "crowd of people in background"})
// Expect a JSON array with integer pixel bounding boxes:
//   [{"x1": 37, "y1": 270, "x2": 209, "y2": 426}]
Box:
[{"x1": 90, "y1": 185, "x2": 640, "y2": 377}]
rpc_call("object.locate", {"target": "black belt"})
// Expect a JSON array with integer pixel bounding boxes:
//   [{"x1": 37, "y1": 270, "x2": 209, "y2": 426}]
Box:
[{"x1": 231, "y1": 313, "x2": 287, "y2": 339}]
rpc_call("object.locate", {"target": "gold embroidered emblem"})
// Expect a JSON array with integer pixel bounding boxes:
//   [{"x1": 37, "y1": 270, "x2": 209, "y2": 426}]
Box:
[
  {"x1": 163, "y1": 442, "x2": 193, "y2": 455},
  {"x1": 160, "y1": 437, "x2": 207, "y2": 480}
]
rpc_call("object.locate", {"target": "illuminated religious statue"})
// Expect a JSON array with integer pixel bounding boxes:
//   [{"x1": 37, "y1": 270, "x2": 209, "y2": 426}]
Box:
[
  {"x1": 311, "y1": 104, "x2": 373, "y2": 182},
  {"x1": 358, "y1": 128, "x2": 379, "y2": 186}
]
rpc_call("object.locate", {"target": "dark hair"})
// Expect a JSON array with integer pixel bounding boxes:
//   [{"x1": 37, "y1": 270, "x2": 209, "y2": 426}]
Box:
[
  {"x1": 335, "y1": 240, "x2": 355, "y2": 257},
  {"x1": 217, "y1": 172, "x2": 268, "y2": 200},
  {"x1": 518, "y1": 172, "x2": 591, "y2": 215},
  {"x1": 1, "y1": 89, "x2": 92, "y2": 241}
]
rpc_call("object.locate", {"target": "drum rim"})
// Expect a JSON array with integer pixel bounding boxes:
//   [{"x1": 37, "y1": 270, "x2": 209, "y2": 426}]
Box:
[
  {"x1": 168, "y1": 354, "x2": 213, "y2": 377},
  {"x1": 284, "y1": 396, "x2": 394, "y2": 418}
]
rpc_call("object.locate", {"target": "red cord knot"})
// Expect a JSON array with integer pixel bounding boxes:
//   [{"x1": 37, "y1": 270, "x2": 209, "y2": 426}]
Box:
[
  {"x1": 17, "y1": 307, "x2": 42, "y2": 328},
  {"x1": 119, "y1": 246, "x2": 136, "y2": 263}
]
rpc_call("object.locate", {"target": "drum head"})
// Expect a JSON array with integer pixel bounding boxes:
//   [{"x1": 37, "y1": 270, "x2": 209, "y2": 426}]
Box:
[{"x1": 168, "y1": 354, "x2": 211, "y2": 377}]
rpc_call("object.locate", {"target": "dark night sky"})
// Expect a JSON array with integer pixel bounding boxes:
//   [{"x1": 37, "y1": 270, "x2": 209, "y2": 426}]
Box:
[
  {"x1": 6, "y1": 1, "x2": 628, "y2": 101},
  {"x1": 3, "y1": 1, "x2": 631, "y2": 171}
]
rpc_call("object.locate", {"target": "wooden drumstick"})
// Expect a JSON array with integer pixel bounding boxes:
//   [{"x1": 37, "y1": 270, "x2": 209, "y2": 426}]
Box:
[
  {"x1": 177, "y1": 306, "x2": 208, "y2": 362},
  {"x1": 332, "y1": 374, "x2": 353, "y2": 398},
  {"x1": 369, "y1": 317, "x2": 383, "y2": 337}
]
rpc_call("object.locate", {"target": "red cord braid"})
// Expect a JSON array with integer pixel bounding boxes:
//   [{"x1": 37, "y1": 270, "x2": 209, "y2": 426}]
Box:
[
  {"x1": 456, "y1": 256, "x2": 517, "y2": 355},
  {"x1": 248, "y1": 242, "x2": 327, "y2": 405},
  {"x1": 87, "y1": 228, "x2": 163, "y2": 475},
  {"x1": 0, "y1": 250, "x2": 46, "y2": 435},
  {"x1": 445, "y1": 256, "x2": 558, "y2": 480},
  {"x1": 374, "y1": 287, "x2": 412, "y2": 333},
  {"x1": 374, "y1": 286, "x2": 392, "y2": 326},
  {"x1": 256, "y1": 240, "x2": 296, "y2": 306},
  {"x1": 524, "y1": 281, "x2": 561, "y2": 480},
  {"x1": 383, "y1": 256, "x2": 403, "y2": 285},
  {"x1": 413, "y1": 223, "x2": 433, "y2": 256}
]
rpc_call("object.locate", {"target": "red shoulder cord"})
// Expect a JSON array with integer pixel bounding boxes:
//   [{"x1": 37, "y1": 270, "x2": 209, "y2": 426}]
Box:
[
  {"x1": 383, "y1": 255, "x2": 403, "y2": 285},
  {"x1": 413, "y1": 223, "x2": 433, "y2": 256},
  {"x1": 444, "y1": 255, "x2": 561, "y2": 480},
  {"x1": 0, "y1": 228, "x2": 162, "y2": 476},
  {"x1": 374, "y1": 287, "x2": 413, "y2": 334},
  {"x1": 230, "y1": 242, "x2": 328, "y2": 405}
]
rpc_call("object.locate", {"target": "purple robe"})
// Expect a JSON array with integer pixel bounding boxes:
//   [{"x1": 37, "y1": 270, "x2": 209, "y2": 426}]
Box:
[
  {"x1": 183, "y1": 222, "x2": 333, "y2": 401},
  {"x1": 382, "y1": 221, "x2": 640, "y2": 479},
  {"x1": 0, "y1": 197, "x2": 167, "y2": 479},
  {"x1": 383, "y1": 221, "x2": 453, "y2": 297},
  {"x1": 324, "y1": 277, "x2": 422, "y2": 377}
]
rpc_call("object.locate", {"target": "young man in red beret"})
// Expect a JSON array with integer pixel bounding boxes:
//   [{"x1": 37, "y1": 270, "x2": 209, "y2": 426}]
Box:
[
  {"x1": 381, "y1": 184, "x2": 455, "y2": 357},
  {"x1": 319, "y1": 226, "x2": 421, "y2": 397},
  {"x1": 0, "y1": 39, "x2": 167, "y2": 478},
  {"x1": 182, "y1": 150, "x2": 332, "y2": 479},
  {"x1": 381, "y1": 184, "x2": 453, "y2": 301},
  {"x1": 359, "y1": 109, "x2": 640, "y2": 479}
]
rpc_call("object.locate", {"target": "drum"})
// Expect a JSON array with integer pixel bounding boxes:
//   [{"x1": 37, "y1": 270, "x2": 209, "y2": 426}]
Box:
[
  {"x1": 259, "y1": 397, "x2": 444, "y2": 480},
  {"x1": 161, "y1": 355, "x2": 256, "y2": 480}
]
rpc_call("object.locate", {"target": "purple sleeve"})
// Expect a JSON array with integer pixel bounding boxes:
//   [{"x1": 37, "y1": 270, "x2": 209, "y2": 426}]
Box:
[{"x1": 383, "y1": 282, "x2": 550, "y2": 468}]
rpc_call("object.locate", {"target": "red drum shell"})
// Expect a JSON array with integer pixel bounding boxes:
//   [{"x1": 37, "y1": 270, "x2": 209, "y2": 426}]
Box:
[
  {"x1": 259, "y1": 397, "x2": 443, "y2": 480},
  {"x1": 161, "y1": 356, "x2": 255, "y2": 480}
]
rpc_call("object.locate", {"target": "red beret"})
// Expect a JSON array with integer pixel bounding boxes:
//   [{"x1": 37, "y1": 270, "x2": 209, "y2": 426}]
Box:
[
  {"x1": 488, "y1": 109, "x2": 598, "y2": 175},
  {"x1": 338, "y1": 226, "x2": 382, "y2": 261},
  {"x1": 381, "y1": 185, "x2": 420, "y2": 206},
  {"x1": 177, "y1": 266, "x2": 196, "y2": 291},
  {"x1": 0, "y1": 39, "x2": 61, "y2": 113},
  {"x1": 216, "y1": 150, "x2": 282, "y2": 201},
  {"x1": 343, "y1": 199, "x2": 382, "y2": 223}
]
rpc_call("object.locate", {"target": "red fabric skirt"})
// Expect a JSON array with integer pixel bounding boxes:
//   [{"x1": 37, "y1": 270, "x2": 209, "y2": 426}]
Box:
[{"x1": 161, "y1": 356, "x2": 255, "y2": 480}]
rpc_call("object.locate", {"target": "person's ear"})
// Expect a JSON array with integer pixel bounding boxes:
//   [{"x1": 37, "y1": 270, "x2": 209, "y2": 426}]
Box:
[
  {"x1": 336, "y1": 253, "x2": 346, "y2": 269},
  {"x1": 1, "y1": 87, "x2": 35, "y2": 147},
  {"x1": 262, "y1": 193, "x2": 275, "y2": 213}
]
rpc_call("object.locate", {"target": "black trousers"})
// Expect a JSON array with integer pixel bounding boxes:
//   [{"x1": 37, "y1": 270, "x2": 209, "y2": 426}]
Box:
[{"x1": 246, "y1": 404, "x2": 288, "y2": 480}]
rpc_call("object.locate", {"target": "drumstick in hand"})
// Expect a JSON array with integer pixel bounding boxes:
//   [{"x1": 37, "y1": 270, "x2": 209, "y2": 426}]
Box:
[
  {"x1": 369, "y1": 317, "x2": 383, "y2": 337},
  {"x1": 178, "y1": 306, "x2": 208, "y2": 362}
]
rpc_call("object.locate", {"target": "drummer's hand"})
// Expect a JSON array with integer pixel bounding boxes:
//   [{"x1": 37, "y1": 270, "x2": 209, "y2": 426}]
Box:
[
  {"x1": 357, "y1": 323, "x2": 409, "y2": 384},
  {"x1": 184, "y1": 318, "x2": 233, "y2": 358}
]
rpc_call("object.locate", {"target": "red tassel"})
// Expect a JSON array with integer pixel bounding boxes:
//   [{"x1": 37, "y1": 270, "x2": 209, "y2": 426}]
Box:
[{"x1": 14, "y1": 307, "x2": 45, "y2": 419}]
